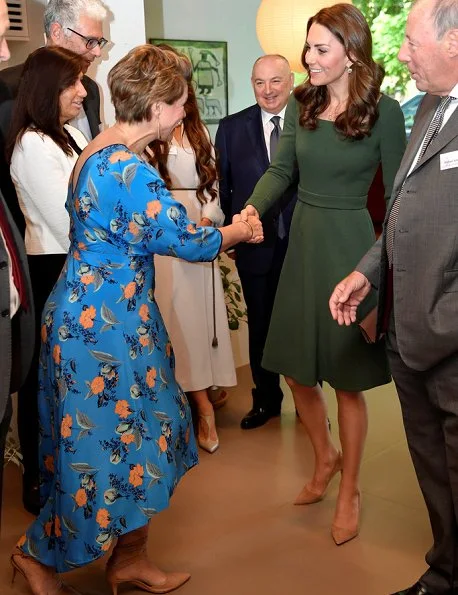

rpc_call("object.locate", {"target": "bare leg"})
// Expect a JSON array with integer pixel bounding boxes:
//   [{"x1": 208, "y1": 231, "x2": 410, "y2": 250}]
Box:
[
  {"x1": 286, "y1": 377, "x2": 341, "y2": 502},
  {"x1": 189, "y1": 389, "x2": 219, "y2": 453},
  {"x1": 332, "y1": 389, "x2": 367, "y2": 544}
]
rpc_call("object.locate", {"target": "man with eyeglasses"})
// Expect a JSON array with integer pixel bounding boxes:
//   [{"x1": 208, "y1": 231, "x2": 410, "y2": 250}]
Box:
[{"x1": 0, "y1": 0, "x2": 108, "y2": 517}]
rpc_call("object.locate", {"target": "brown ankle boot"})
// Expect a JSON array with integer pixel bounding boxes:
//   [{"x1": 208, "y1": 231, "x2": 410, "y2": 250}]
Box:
[
  {"x1": 105, "y1": 525, "x2": 190, "y2": 595},
  {"x1": 10, "y1": 547, "x2": 81, "y2": 594}
]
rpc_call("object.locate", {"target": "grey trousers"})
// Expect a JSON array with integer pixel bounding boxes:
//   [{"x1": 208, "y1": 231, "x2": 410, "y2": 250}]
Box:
[{"x1": 387, "y1": 324, "x2": 458, "y2": 594}]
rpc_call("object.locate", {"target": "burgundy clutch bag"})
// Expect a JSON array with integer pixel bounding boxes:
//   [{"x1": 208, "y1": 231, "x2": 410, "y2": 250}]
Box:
[{"x1": 358, "y1": 306, "x2": 378, "y2": 344}]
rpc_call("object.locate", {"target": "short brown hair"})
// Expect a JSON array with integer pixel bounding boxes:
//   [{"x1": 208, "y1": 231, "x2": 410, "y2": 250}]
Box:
[{"x1": 108, "y1": 44, "x2": 192, "y2": 124}]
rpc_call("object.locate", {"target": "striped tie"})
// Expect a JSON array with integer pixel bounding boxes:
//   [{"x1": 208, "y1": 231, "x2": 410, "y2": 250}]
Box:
[{"x1": 386, "y1": 95, "x2": 453, "y2": 266}]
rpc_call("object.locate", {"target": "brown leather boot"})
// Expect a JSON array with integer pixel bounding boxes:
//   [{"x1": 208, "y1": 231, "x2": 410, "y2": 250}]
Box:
[{"x1": 105, "y1": 525, "x2": 191, "y2": 595}]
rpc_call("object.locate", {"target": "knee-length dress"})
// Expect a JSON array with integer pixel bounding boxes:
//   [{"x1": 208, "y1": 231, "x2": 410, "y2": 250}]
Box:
[
  {"x1": 19, "y1": 145, "x2": 222, "y2": 572},
  {"x1": 153, "y1": 140, "x2": 236, "y2": 392},
  {"x1": 247, "y1": 95, "x2": 406, "y2": 391}
]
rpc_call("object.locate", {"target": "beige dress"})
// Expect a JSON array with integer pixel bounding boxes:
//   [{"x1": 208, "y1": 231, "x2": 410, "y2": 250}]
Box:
[{"x1": 154, "y1": 138, "x2": 236, "y2": 392}]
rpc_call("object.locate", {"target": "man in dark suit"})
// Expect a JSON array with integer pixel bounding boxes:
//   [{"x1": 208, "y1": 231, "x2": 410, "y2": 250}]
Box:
[
  {"x1": 215, "y1": 55, "x2": 297, "y2": 429},
  {"x1": 0, "y1": 0, "x2": 108, "y2": 514},
  {"x1": 330, "y1": 0, "x2": 458, "y2": 592},
  {"x1": 0, "y1": 0, "x2": 34, "y2": 529}
]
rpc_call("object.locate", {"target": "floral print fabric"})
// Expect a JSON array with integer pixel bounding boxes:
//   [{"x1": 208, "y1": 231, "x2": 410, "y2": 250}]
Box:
[{"x1": 19, "y1": 145, "x2": 222, "y2": 572}]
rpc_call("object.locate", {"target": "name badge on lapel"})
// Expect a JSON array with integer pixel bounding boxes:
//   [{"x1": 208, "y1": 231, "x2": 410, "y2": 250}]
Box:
[{"x1": 440, "y1": 150, "x2": 458, "y2": 170}]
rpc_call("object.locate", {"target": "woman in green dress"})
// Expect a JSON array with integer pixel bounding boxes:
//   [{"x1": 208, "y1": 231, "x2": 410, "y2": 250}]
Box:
[{"x1": 242, "y1": 3, "x2": 406, "y2": 545}]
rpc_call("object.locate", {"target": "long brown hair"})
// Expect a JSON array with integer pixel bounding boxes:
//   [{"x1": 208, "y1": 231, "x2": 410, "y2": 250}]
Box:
[
  {"x1": 148, "y1": 81, "x2": 217, "y2": 205},
  {"x1": 6, "y1": 46, "x2": 86, "y2": 162},
  {"x1": 294, "y1": 3, "x2": 384, "y2": 139}
]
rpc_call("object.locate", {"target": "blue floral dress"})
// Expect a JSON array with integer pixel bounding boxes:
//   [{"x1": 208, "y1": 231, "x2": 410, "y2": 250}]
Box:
[{"x1": 18, "y1": 145, "x2": 222, "y2": 572}]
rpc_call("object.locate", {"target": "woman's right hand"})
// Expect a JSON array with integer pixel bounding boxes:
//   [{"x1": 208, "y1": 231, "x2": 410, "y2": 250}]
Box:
[{"x1": 245, "y1": 215, "x2": 263, "y2": 244}]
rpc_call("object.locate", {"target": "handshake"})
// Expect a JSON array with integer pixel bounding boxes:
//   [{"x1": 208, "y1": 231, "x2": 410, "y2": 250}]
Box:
[{"x1": 232, "y1": 204, "x2": 263, "y2": 244}]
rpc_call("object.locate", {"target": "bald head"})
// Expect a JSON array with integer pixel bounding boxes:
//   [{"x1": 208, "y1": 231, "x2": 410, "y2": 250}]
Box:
[{"x1": 251, "y1": 54, "x2": 294, "y2": 114}]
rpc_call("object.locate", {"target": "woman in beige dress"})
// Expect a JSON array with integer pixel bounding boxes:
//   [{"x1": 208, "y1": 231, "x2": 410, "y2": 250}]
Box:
[{"x1": 148, "y1": 83, "x2": 236, "y2": 454}]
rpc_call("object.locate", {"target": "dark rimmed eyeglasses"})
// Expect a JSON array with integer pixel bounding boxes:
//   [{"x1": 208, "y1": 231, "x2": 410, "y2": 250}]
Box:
[{"x1": 67, "y1": 27, "x2": 108, "y2": 50}]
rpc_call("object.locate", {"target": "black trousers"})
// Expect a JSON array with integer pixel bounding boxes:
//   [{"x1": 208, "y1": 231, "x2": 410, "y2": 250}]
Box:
[
  {"x1": 387, "y1": 324, "x2": 458, "y2": 594},
  {"x1": 17, "y1": 253, "x2": 66, "y2": 487},
  {"x1": 0, "y1": 394, "x2": 12, "y2": 531},
  {"x1": 237, "y1": 238, "x2": 288, "y2": 412}
]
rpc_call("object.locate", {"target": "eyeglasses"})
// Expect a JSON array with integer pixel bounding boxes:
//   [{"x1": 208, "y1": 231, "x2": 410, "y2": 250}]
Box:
[{"x1": 67, "y1": 28, "x2": 108, "y2": 50}]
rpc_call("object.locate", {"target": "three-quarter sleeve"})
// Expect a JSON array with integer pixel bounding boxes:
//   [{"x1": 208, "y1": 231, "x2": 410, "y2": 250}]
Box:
[{"x1": 118, "y1": 158, "x2": 222, "y2": 262}]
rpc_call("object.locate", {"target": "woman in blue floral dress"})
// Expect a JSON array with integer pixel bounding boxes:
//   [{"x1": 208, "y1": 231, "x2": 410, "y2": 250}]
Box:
[{"x1": 11, "y1": 45, "x2": 263, "y2": 595}]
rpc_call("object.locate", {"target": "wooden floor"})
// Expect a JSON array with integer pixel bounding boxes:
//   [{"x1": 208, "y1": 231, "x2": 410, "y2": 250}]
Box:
[{"x1": 0, "y1": 365, "x2": 431, "y2": 595}]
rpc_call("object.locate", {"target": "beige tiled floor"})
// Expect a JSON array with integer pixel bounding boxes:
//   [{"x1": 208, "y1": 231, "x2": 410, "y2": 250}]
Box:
[{"x1": 0, "y1": 365, "x2": 431, "y2": 595}]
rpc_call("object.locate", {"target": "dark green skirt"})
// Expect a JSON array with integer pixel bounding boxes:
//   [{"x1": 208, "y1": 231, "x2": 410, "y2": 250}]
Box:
[{"x1": 262, "y1": 199, "x2": 390, "y2": 391}]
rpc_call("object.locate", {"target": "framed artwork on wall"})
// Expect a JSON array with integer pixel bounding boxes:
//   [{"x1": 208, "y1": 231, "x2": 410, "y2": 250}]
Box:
[{"x1": 148, "y1": 38, "x2": 228, "y2": 125}]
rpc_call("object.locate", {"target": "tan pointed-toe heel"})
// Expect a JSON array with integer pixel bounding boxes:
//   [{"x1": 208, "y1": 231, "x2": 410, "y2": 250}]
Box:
[
  {"x1": 107, "y1": 571, "x2": 191, "y2": 595},
  {"x1": 106, "y1": 525, "x2": 191, "y2": 595},
  {"x1": 197, "y1": 414, "x2": 219, "y2": 454},
  {"x1": 10, "y1": 546, "x2": 82, "y2": 594},
  {"x1": 331, "y1": 491, "x2": 361, "y2": 546},
  {"x1": 294, "y1": 452, "x2": 342, "y2": 505}
]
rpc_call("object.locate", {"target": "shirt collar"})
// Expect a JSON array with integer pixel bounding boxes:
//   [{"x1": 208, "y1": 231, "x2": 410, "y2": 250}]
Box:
[
  {"x1": 261, "y1": 105, "x2": 287, "y2": 127},
  {"x1": 449, "y1": 82, "x2": 458, "y2": 100}
]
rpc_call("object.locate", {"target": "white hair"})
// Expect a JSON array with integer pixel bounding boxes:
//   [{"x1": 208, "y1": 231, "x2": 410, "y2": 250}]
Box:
[{"x1": 44, "y1": 0, "x2": 107, "y2": 37}]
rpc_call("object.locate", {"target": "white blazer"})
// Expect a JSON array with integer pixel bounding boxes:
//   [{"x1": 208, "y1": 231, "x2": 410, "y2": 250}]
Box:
[{"x1": 10, "y1": 124, "x2": 88, "y2": 255}]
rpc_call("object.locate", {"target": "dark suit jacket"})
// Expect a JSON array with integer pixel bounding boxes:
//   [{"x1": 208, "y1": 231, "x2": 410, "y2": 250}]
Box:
[
  {"x1": 215, "y1": 104, "x2": 297, "y2": 275},
  {"x1": 0, "y1": 190, "x2": 34, "y2": 423},
  {"x1": 0, "y1": 63, "x2": 101, "y2": 233},
  {"x1": 358, "y1": 94, "x2": 458, "y2": 371}
]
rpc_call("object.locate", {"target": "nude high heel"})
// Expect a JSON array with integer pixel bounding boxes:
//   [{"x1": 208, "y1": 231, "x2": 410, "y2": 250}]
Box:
[
  {"x1": 106, "y1": 526, "x2": 191, "y2": 595},
  {"x1": 294, "y1": 452, "x2": 342, "y2": 505},
  {"x1": 10, "y1": 546, "x2": 81, "y2": 594},
  {"x1": 197, "y1": 414, "x2": 219, "y2": 453},
  {"x1": 331, "y1": 491, "x2": 361, "y2": 546}
]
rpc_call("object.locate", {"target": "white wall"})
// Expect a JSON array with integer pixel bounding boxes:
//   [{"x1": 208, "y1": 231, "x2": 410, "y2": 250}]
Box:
[{"x1": 145, "y1": 0, "x2": 263, "y2": 137}]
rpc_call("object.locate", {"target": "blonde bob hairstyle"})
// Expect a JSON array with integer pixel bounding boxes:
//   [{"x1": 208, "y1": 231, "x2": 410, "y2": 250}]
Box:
[{"x1": 108, "y1": 44, "x2": 192, "y2": 124}]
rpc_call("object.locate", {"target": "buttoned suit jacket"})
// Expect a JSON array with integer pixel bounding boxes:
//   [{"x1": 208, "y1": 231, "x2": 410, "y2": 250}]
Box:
[
  {"x1": 0, "y1": 64, "x2": 101, "y2": 233},
  {"x1": 0, "y1": 189, "x2": 34, "y2": 424},
  {"x1": 358, "y1": 94, "x2": 458, "y2": 371},
  {"x1": 215, "y1": 103, "x2": 297, "y2": 275}
]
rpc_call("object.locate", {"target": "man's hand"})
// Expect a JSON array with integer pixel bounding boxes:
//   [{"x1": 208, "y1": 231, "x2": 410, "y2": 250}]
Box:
[{"x1": 329, "y1": 271, "x2": 371, "y2": 326}]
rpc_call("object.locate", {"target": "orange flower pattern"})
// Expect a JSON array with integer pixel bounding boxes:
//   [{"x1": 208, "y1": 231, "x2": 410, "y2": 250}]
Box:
[
  {"x1": 20, "y1": 147, "x2": 222, "y2": 572},
  {"x1": 79, "y1": 305, "x2": 96, "y2": 328},
  {"x1": 115, "y1": 400, "x2": 131, "y2": 419},
  {"x1": 60, "y1": 414, "x2": 72, "y2": 438},
  {"x1": 129, "y1": 464, "x2": 144, "y2": 487}
]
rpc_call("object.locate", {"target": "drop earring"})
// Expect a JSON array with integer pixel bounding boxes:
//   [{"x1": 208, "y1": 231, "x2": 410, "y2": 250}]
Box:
[{"x1": 347, "y1": 65, "x2": 353, "y2": 74}]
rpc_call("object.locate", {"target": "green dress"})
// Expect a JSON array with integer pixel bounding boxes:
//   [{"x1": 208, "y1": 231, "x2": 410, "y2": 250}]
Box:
[{"x1": 247, "y1": 94, "x2": 406, "y2": 391}]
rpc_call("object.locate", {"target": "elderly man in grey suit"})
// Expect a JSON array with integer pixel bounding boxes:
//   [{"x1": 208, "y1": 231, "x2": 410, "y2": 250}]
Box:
[
  {"x1": 0, "y1": 0, "x2": 34, "y2": 529},
  {"x1": 330, "y1": 0, "x2": 458, "y2": 593},
  {"x1": 0, "y1": 0, "x2": 108, "y2": 516}
]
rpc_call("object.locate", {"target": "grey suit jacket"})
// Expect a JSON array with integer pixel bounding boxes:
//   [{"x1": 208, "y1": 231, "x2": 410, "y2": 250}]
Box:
[
  {"x1": 358, "y1": 94, "x2": 458, "y2": 371},
  {"x1": 0, "y1": 190, "x2": 34, "y2": 423}
]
